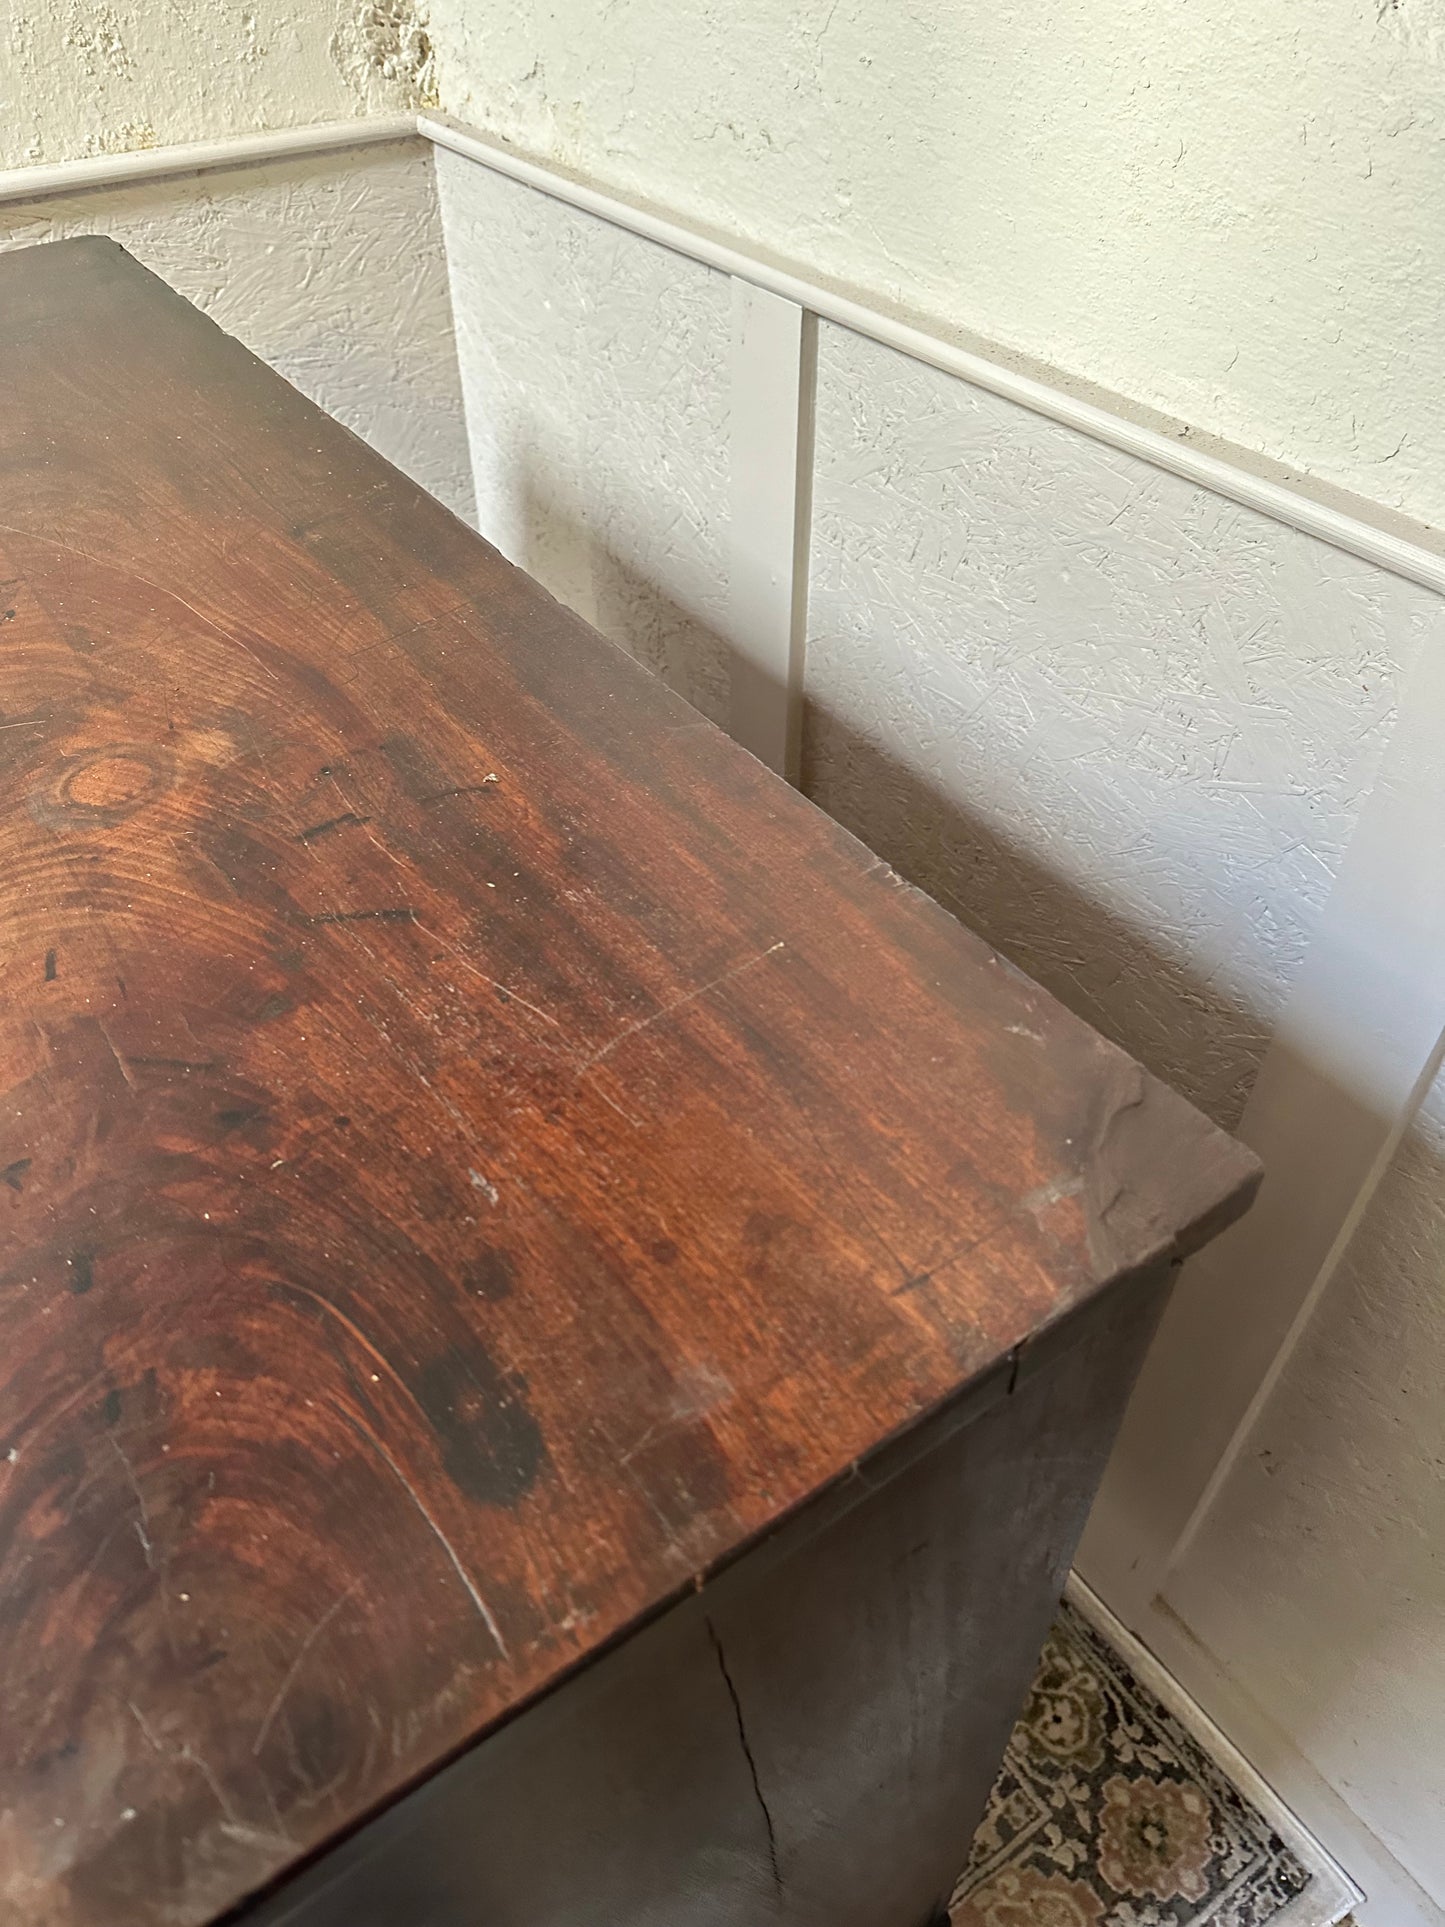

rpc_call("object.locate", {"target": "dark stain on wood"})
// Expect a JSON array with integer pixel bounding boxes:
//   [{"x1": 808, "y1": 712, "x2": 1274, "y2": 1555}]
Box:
[
  {"x1": 463, "y1": 1249, "x2": 515, "y2": 1302},
  {"x1": 294, "y1": 811, "x2": 372, "y2": 843},
  {"x1": 0, "y1": 237, "x2": 1259, "y2": 1927},
  {"x1": 412, "y1": 1348, "x2": 547, "y2": 1508},
  {"x1": 292, "y1": 906, "x2": 419, "y2": 927}
]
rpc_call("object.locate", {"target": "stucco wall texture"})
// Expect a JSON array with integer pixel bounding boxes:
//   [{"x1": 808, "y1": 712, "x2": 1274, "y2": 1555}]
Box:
[
  {"x1": 1172, "y1": 1067, "x2": 1445, "y2": 1910},
  {"x1": 426, "y1": 0, "x2": 1445, "y2": 535},
  {"x1": 15, "y1": 0, "x2": 1445, "y2": 536},
  {"x1": 803, "y1": 323, "x2": 1442, "y2": 1131},
  {"x1": 1, "y1": 0, "x2": 432, "y2": 169},
  {"x1": 435, "y1": 148, "x2": 734, "y2": 727}
]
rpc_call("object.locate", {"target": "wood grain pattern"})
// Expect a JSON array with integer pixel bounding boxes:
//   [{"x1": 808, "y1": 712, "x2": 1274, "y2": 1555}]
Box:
[
  {"x1": 0, "y1": 237, "x2": 1259, "y2": 1927},
  {"x1": 241, "y1": 1267, "x2": 1170, "y2": 1927}
]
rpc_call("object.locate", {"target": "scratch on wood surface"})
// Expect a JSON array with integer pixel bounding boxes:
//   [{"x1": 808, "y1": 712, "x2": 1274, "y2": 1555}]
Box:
[
  {"x1": 416, "y1": 780, "x2": 500, "y2": 804},
  {"x1": 616, "y1": 1363, "x2": 732, "y2": 1468},
  {"x1": 892, "y1": 1217, "x2": 1010, "y2": 1297},
  {"x1": 96, "y1": 1020, "x2": 138, "y2": 1091},
  {"x1": 619, "y1": 1421, "x2": 666, "y2": 1465},
  {"x1": 323, "y1": 773, "x2": 410, "y2": 876},
  {"x1": 896, "y1": 1165, "x2": 1094, "y2": 1298},
  {"x1": 795, "y1": 1103, "x2": 912, "y2": 1286},
  {"x1": 111, "y1": 1438, "x2": 156, "y2": 1570},
  {"x1": 411, "y1": 915, "x2": 563, "y2": 1035},
  {"x1": 126, "y1": 1700, "x2": 163, "y2": 1755},
  {"x1": 180, "y1": 1743, "x2": 241, "y2": 1826},
  {"x1": 1019, "y1": 1174, "x2": 1085, "y2": 1217},
  {"x1": 274, "y1": 1281, "x2": 433, "y2": 1436},
  {"x1": 219, "y1": 1821, "x2": 299, "y2": 1855},
  {"x1": 578, "y1": 942, "x2": 786, "y2": 1078},
  {"x1": 356, "y1": 1426, "x2": 509, "y2": 1659},
  {"x1": 588, "y1": 1080, "x2": 646, "y2": 1130},
  {"x1": 0, "y1": 525, "x2": 286, "y2": 689},
  {"x1": 253, "y1": 1585, "x2": 356, "y2": 1755}
]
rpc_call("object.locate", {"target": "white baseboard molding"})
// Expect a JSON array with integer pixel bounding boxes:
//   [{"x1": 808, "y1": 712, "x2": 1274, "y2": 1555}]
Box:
[
  {"x1": 1073, "y1": 1574, "x2": 1445, "y2": 1927},
  {"x1": 1065, "y1": 1575, "x2": 1362, "y2": 1926},
  {"x1": 0, "y1": 117, "x2": 418, "y2": 210}
]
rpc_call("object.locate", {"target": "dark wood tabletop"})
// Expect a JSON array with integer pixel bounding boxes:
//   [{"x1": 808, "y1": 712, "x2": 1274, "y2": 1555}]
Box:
[{"x1": 0, "y1": 237, "x2": 1258, "y2": 1927}]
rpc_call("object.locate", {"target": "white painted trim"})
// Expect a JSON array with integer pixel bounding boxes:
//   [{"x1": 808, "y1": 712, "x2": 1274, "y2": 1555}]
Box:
[
  {"x1": 0, "y1": 118, "x2": 419, "y2": 209},
  {"x1": 1116, "y1": 1591, "x2": 1445, "y2": 1927},
  {"x1": 418, "y1": 112, "x2": 1445, "y2": 601},
  {"x1": 1064, "y1": 1575, "x2": 1361, "y2": 1925},
  {"x1": 11, "y1": 106, "x2": 1443, "y2": 607},
  {"x1": 1078, "y1": 630, "x2": 1445, "y2": 1624},
  {"x1": 725, "y1": 284, "x2": 815, "y2": 779}
]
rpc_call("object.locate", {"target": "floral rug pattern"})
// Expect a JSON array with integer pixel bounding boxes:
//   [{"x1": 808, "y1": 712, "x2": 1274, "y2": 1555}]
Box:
[{"x1": 952, "y1": 1603, "x2": 1310, "y2": 1927}]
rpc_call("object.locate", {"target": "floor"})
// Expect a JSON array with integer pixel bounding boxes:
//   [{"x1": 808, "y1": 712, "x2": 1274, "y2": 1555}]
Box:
[{"x1": 950, "y1": 1583, "x2": 1359, "y2": 1927}]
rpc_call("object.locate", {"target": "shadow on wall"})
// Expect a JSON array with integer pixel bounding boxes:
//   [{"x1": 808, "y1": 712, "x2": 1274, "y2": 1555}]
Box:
[
  {"x1": 515, "y1": 491, "x2": 1263, "y2": 1135},
  {"x1": 796, "y1": 716, "x2": 1265, "y2": 1135},
  {"x1": 481, "y1": 441, "x2": 733, "y2": 732}
]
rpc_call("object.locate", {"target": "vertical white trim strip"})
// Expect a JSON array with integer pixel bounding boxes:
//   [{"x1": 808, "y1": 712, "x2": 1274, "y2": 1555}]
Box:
[
  {"x1": 1079, "y1": 631, "x2": 1445, "y2": 1620},
  {"x1": 725, "y1": 282, "x2": 815, "y2": 778}
]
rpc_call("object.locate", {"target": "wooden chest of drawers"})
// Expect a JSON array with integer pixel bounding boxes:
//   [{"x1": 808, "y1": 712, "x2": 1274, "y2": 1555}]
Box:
[{"x1": 0, "y1": 238, "x2": 1258, "y2": 1927}]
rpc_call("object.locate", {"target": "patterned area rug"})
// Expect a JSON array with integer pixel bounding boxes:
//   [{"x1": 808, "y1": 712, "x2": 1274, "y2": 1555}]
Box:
[{"x1": 952, "y1": 1603, "x2": 1310, "y2": 1927}]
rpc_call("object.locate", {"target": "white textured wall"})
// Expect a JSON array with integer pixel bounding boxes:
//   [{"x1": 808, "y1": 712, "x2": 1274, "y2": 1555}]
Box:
[
  {"x1": 2, "y1": 0, "x2": 432, "y2": 170},
  {"x1": 798, "y1": 316, "x2": 1445, "y2": 1913},
  {"x1": 796, "y1": 316, "x2": 1445, "y2": 1914},
  {"x1": 434, "y1": 147, "x2": 733, "y2": 724},
  {"x1": 1167, "y1": 1071, "x2": 1445, "y2": 1908},
  {"x1": 426, "y1": 0, "x2": 1445, "y2": 533},
  {"x1": 804, "y1": 323, "x2": 1441, "y2": 1128},
  {"x1": 0, "y1": 143, "x2": 473, "y2": 523}
]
